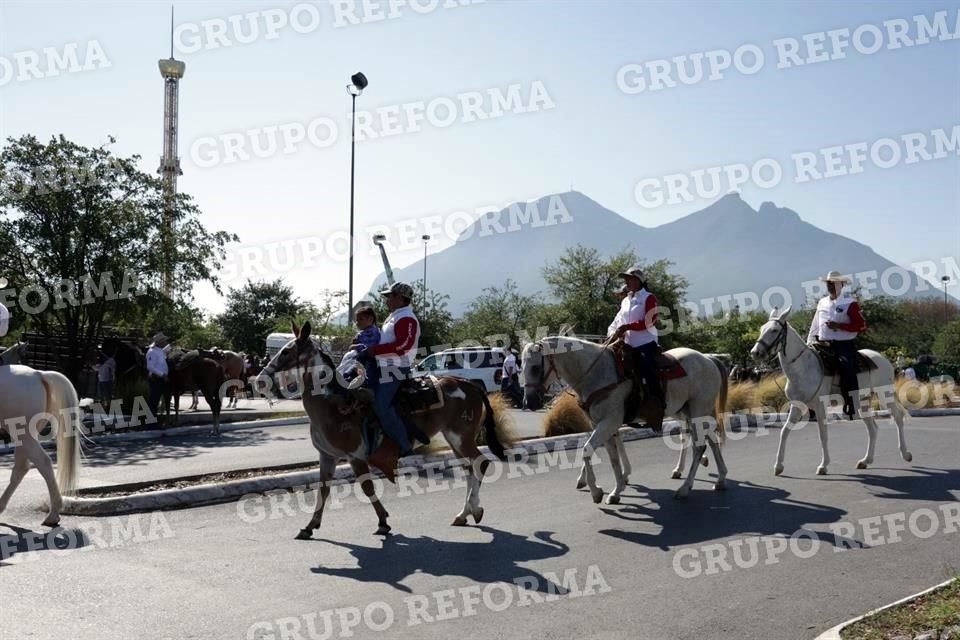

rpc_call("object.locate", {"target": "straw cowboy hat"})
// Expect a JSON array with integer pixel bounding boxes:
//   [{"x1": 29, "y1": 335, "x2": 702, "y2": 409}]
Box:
[
  {"x1": 618, "y1": 266, "x2": 646, "y2": 281},
  {"x1": 820, "y1": 271, "x2": 850, "y2": 283}
]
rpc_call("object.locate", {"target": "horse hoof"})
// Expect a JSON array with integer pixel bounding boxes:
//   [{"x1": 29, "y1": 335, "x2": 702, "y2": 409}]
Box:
[
  {"x1": 604, "y1": 494, "x2": 620, "y2": 505},
  {"x1": 295, "y1": 529, "x2": 313, "y2": 540},
  {"x1": 671, "y1": 470, "x2": 682, "y2": 480},
  {"x1": 774, "y1": 464, "x2": 784, "y2": 476},
  {"x1": 673, "y1": 488, "x2": 689, "y2": 500},
  {"x1": 701, "y1": 457, "x2": 709, "y2": 467},
  {"x1": 816, "y1": 466, "x2": 827, "y2": 476},
  {"x1": 451, "y1": 516, "x2": 468, "y2": 527},
  {"x1": 471, "y1": 508, "x2": 484, "y2": 524},
  {"x1": 591, "y1": 489, "x2": 604, "y2": 504},
  {"x1": 714, "y1": 481, "x2": 726, "y2": 491},
  {"x1": 856, "y1": 460, "x2": 868, "y2": 470},
  {"x1": 42, "y1": 515, "x2": 60, "y2": 528},
  {"x1": 575, "y1": 479, "x2": 586, "y2": 490},
  {"x1": 903, "y1": 451, "x2": 913, "y2": 463},
  {"x1": 375, "y1": 524, "x2": 392, "y2": 536}
]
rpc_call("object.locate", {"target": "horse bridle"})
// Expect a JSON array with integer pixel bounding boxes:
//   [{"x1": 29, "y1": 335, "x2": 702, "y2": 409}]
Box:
[
  {"x1": 756, "y1": 317, "x2": 808, "y2": 369},
  {"x1": 524, "y1": 344, "x2": 559, "y2": 394}
]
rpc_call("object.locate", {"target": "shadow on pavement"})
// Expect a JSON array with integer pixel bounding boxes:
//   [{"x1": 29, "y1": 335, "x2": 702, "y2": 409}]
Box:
[
  {"x1": 596, "y1": 479, "x2": 853, "y2": 550},
  {"x1": 815, "y1": 466, "x2": 960, "y2": 502},
  {"x1": 310, "y1": 526, "x2": 570, "y2": 594},
  {"x1": 77, "y1": 428, "x2": 283, "y2": 468},
  {"x1": 0, "y1": 522, "x2": 91, "y2": 566}
]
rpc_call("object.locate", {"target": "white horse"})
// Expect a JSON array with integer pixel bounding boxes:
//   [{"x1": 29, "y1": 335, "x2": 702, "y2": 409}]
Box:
[
  {"x1": 522, "y1": 337, "x2": 728, "y2": 502},
  {"x1": 0, "y1": 365, "x2": 82, "y2": 526},
  {"x1": 749, "y1": 306, "x2": 912, "y2": 476}
]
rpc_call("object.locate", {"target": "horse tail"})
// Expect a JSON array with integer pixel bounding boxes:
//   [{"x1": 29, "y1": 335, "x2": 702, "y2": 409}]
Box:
[
  {"x1": 40, "y1": 371, "x2": 82, "y2": 494},
  {"x1": 477, "y1": 389, "x2": 508, "y2": 460},
  {"x1": 707, "y1": 356, "x2": 728, "y2": 446}
]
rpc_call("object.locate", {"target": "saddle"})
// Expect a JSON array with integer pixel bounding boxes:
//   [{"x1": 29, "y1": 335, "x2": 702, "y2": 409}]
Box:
[
  {"x1": 809, "y1": 342, "x2": 876, "y2": 376},
  {"x1": 610, "y1": 343, "x2": 687, "y2": 430}
]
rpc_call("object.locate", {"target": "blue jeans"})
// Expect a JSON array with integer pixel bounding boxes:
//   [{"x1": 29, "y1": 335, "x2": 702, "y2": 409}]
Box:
[{"x1": 370, "y1": 365, "x2": 411, "y2": 452}]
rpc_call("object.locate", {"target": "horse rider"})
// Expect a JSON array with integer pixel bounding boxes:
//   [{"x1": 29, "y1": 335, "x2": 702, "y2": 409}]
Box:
[
  {"x1": 612, "y1": 267, "x2": 666, "y2": 410},
  {"x1": 146, "y1": 332, "x2": 171, "y2": 425},
  {"x1": 353, "y1": 282, "x2": 429, "y2": 456},
  {"x1": 806, "y1": 271, "x2": 867, "y2": 419},
  {"x1": 606, "y1": 284, "x2": 629, "y2": 338}
]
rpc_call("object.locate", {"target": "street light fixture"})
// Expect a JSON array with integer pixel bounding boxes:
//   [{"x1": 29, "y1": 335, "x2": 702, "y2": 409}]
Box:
[
  {"x1": 942, "y1": 275, "x2": 951, "y2": 322},
  {"x1": 346, "y1": 72, "x2": 368, "y2": 319},
  {"x1": 421, "y1": 235, "x2": 431, "y2": 310}
]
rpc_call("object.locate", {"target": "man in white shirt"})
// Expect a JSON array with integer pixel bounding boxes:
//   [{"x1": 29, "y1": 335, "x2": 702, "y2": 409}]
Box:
[
  {"x1": 146, "y1": 332, "x2": 171, "y2": 425},
  {"x1": 0, "y1": 276, "x2": 10, "y2": 340},
  {"x1": 501, "y1": 348, "x2": 522, "y2": 407}
]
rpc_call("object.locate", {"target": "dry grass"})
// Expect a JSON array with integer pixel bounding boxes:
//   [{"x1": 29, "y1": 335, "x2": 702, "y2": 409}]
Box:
[
  {"x1": 542, "y1": 392, "x2": 593, "y2": 437},
  {"x1": 755, "y1": 375, "x2": 788, "y2": 411},
  {"x1": 841, "y1": 578, "x2": 960, "y2": 640},
  {"x1": 727, "y1": 382, "x2": 757, "y2": 414},
  {"x1": 895, "y1": 378, "x2": 960, "y2": 409}
]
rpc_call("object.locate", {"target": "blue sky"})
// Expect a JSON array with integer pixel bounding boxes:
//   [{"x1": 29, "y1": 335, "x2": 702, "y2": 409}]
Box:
[{"x1": 1, "y1": 0, "x2": 958, "y2": 314}]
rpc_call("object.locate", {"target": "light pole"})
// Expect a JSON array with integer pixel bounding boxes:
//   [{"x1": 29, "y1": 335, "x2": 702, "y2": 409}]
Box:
[
  {"x1": 346, "y1": 72, "x2": 368, "y2": 317},
  {"x1": 942, "y1": 275, "x2": 951, "y2": 323},
  {"x1": 421, "y1": 234, "x2": 430, "y2": 310}
]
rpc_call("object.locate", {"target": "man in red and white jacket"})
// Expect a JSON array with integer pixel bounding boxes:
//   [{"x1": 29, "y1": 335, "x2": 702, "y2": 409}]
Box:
[
  {"x1": 354, "y1": 282, "x2": 428, "y2": 455},
  {"x1": 613, "y1": 266, "x2": 665, "y2": 411},
  {"x1": 807, "y1": 271, "x2": 867, "y2": 419}
]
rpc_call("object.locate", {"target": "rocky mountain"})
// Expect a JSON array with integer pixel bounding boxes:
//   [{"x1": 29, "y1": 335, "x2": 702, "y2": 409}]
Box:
[{"x1": 365, "y1": 191, "x2": 947, "y2": 317}]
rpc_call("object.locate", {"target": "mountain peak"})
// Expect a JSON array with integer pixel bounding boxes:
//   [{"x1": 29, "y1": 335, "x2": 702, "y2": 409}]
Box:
[{"x1": 759, "y1": 200, "x2": 802, "y2": 222}]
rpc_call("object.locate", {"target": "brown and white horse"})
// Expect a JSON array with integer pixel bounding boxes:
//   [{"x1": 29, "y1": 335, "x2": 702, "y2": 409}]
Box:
[{"x1": 256, "y1": 321, "x2": 510, "y2": 540}]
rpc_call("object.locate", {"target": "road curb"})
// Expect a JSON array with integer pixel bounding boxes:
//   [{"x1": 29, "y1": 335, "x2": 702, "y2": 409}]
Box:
[
  {"x1": 813, "y1": 577, "x2": 957, "y2": 640},
  {"x1": 61, "y1": 427, "x2": 667, "y2": 517}
]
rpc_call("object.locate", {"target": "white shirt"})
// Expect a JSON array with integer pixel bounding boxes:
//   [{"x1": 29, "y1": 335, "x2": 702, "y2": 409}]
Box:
[
  {"x1": 146, "y1": 345, "x2": 169, "y2": 377},
  {"x1": 96, "y1": 357, "x2": 116, "y2": 382},
  {"x1": 621, "y1": 289, "x2": 658, "y2": 347},
  {"x1": 607, "y1": 299, "x2": 625, "y2": 337},
  {"x1": 502, "y1": 353, "x2": 518, "y2": 377},
  {"x1": 807, "y1": 293, "x2": 859, "y2": 343},
  {"x1": 904, "y1": 367, "x2": 916, "y2": 381},
  {"x1": 0, "y1": 303, "x2": 9, "y2": 338}
]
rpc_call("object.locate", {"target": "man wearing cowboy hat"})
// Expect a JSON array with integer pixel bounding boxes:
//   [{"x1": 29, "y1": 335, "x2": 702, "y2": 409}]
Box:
[
  {"x1": 354, "y1": 282, "x2": 429, "y2": 456},
  {"x1": 0, "y1": 277, "x2": 9, "y2": 339},
  {"x1": 146, "y1": 332, "x2": 171, "y2": 424},
  {"x1": 807, "y1": 271, "x2": 867, "y2": 419},
  {"x1": 613, "y1": 266, "x2": 666, "y2": 411}
]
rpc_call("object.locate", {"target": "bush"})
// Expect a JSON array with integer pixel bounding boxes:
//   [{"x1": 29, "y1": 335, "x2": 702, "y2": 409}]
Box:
[
  {"x1": 727, "y1": 382, "x2": 757, "y2": 413},
  {"x1": 755, "y1": 375, "x2": 787, "y2": 410},
  {"x1": 542, "y1": 392, "x2": 593, "y2": 437}
]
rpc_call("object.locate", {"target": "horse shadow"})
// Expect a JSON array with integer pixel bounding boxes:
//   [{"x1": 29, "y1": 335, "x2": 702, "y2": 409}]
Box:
[
  {"x1": 310, "y1": 526, "x2": 570, "y2": 594},
  {"x1": 597, "y1": 479, "x2": 855, "y2": 551},
  {"x1": 814, "y1": 466, "x2": 960, "y2": 503},
  {"x1": 0, "y1": 522, "x2": 90, "y2": 567},
  {"x1": 77, "y1": 428, "x2": 279, "y2": 468}
]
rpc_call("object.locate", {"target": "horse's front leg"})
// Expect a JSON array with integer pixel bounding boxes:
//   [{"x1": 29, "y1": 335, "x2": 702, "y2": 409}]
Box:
[
  {"x1": 603, "y1": 438, "x2": 626, "y2": 505},
  {"x1": 296, "y1": 453, "x2": 337, "y2": 540},
  {"x1": 615, "y1": 431, "x2": 632, "y2": 482},
  {"x1": 582, "y1": 417, "x2": 622, "y2": 505},
  {"x1": 672, "y1": 428, "x2": 687, "y2": 479},
  {"x1": 815, "y1": 400, "x2": 831, "y2": 475},
  {"x1": 774, "y1": 403, "x2": 805, "y2": 476}
]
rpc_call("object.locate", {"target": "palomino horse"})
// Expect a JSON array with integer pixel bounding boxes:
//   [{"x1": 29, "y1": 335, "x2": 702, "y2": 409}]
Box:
[
  {"x1": 0, "y1": 365, "x2": 82, "y2": 526},
  {"x1": 522, "y1": 337, "x2": 728, "y2": 502},
  {"x1": 749, "y1": 306, "x2": 911, "y2": 476},
  {"x1": 256, "y1": 321, "x2": 510, "y2": 540}
]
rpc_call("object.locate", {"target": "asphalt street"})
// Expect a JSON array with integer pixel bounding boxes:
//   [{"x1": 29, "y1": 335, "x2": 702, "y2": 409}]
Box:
[{"x1": 2, "y1": 416, "x2": 958, "y2": 640}]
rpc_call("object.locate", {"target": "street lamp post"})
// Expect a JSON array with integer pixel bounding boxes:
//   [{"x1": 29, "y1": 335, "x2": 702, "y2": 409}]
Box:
[
  {"x1": 421, "y1": 234, "x2": 430, "y2": 310},
  {"x1": 942, "y1": 275, "x2": 951, "y2": 323},
  {"x1": 346, "y1": 72, "x2": 368, "y2": 317}
]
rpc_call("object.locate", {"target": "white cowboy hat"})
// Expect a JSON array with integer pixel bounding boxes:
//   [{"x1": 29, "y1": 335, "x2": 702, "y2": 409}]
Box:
[
  {"x1": 820, "y1": 271, "x2": 850, "y2": 283},
  {"x1": 617, "y1": 266, "x2": 646, "y2": 281}
]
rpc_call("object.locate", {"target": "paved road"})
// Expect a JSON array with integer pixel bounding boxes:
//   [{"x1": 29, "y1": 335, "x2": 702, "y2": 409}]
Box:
[
  {"x1": 2, "y1": 417, "x2": 958, "y2": 640},
  {"x1": 0, "y1": 409, "x2": 547, "y2": 488}
]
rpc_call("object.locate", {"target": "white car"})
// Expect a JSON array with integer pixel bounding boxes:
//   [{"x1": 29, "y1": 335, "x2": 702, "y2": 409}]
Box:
[{"x1": 411, "y1": 347, "x2": 507, "y2": 393}]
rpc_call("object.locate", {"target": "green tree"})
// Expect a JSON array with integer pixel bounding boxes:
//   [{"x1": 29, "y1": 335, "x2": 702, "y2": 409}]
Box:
[
  {"x1": 217, "y1": 279, "x2": 309, "y2": 354},
  {"x1": 933, "y1": 318, "x2": 960, "y2": 363},
  {"x1": 542, "y1": 245, "x2": 688, "y2": 339},
  {"x1": 451, "y1": 279, "x2": 542, "y2": 347},
  {"x1": 0, "y1": 134, "x2": 236, "y2": 377}
]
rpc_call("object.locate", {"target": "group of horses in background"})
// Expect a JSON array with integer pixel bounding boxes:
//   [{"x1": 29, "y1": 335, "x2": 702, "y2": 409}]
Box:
[{"x1": 99, "y1": 337, "x2": 252, "y2": 433}]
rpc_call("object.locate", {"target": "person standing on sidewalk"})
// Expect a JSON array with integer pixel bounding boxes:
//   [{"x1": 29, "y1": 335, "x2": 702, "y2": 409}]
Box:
[{"x1": 146, "y1": 332, "x2": 170, "y2": 426}]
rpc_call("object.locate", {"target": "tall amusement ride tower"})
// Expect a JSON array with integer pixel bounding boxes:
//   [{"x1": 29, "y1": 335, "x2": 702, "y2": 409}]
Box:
[{"x1": 157, "y1": 7, "x2": 185, "y2": 299}]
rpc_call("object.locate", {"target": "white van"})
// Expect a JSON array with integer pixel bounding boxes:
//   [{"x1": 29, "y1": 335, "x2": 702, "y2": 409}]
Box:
[
  {"x1": 411, "y1": 346, "x2": 506, "y2": 393},
  {"x1": 265, "y1": 333, "x2": 333, "y2": 359}
]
